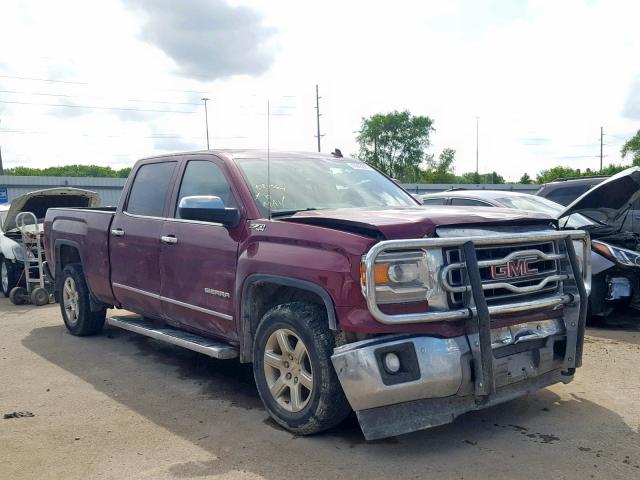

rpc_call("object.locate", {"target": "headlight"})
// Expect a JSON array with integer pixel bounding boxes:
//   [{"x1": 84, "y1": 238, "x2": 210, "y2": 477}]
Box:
[
  {"x1": 592, "y1": 240, "x2": 640, "y2": 267},
  {"x1": 360, "y1": 250, "x2": 448, "y2": 308}
]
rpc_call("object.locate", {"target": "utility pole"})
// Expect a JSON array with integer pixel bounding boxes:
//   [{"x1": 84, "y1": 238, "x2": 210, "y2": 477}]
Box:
[
  {"x1": 474, "y1": 117, "x2": 479, "y2": 181},
  {"x1": 314, "y1": 85, "x2": 324, "y2": 152},
  {"x1": 201, "y1": 97, "x2": 210, "y2": 150},
  {"x1": 600, "y1": 126, "x2": 603, "y2": 172}
]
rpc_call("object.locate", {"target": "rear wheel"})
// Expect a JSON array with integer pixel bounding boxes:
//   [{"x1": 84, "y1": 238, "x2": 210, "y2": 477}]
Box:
[
  {"x1": 1, "y1": 257, "x2": 19, "y2": 297},
  {"x1": 59, "y1": 264, "x2": 106, "y2": 336},
  {"x1": 252, "y1": 302, "x2": 351, "y2": 435}
]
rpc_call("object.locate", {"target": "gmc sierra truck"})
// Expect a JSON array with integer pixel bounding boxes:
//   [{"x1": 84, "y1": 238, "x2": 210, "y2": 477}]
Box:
[{"x1": 44, "y1": 150, "x2": 590, "y2": 440}]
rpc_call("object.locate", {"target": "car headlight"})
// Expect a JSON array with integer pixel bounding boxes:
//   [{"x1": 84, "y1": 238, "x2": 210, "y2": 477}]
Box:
[
  {"x1": 360, "y1": 250, "x2": 448, "y2": 308},
  {"x1": 592, "y1": 240, "x2": 640, "y2": 267}
]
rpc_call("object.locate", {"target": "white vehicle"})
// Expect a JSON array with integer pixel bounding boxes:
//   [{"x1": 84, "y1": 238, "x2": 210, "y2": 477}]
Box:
[{"x1": 0, "y1": 188, "x2": 101, "y2": 297}]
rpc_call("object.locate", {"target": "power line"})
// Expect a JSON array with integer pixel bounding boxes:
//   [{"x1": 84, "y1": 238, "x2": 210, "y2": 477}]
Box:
[
  {"x1": 0, "y1": 99, "x2": 197, "y2": 114},
  {"x1": 0, "y1": 73, "x2": 210, "y2": 94},
  {"x1": 0, "y1": 128, "x2": 247, "y2": 140},
  {"x1": 0, "y1": 89, "x2": 201, "y2": 106},
  {"x1": 0, "y1": 74, "x2": 88, "y2": 84}
]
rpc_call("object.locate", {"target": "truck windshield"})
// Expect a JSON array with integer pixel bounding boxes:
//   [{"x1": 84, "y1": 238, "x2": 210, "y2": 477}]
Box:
[{"x1": 235, "y1": 157, "x2": 417, "y2": 216}]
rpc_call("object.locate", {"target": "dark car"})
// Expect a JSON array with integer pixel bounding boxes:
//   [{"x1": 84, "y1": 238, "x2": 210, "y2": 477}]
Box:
[
  {"x1": 421, "y1": 170, "x2": 640, "y2": 318},
  {"x1": 536, "y1": 176, "x2": 608, "y2": 206}
]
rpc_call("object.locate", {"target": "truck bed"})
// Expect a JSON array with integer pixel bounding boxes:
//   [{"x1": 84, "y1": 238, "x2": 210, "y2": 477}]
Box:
[{"x1": 45, "y1": 207, "x2": 117, "y2": 305}]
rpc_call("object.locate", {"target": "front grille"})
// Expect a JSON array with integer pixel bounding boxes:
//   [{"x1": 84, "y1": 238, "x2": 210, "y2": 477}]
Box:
[{"x1": 444, "y1": 241, "x2": 563, "y2": 307}]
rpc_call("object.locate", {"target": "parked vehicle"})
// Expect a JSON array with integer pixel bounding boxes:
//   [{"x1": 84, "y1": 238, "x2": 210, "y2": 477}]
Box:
[
  {"x1": 45, "y1": 150, "x2": 590, "y2": 440},
  {"x1": 0, "y1": 188, "x2": 100, "y2": 297},
  {"x1": 536, "y1": 175, "x2": 640, "y2": 236},
  {"x1": 536, "y1": 175, "x2": 607, "y2": 206},
  {"x1": 420, "y1": 168, "x2": 640, "y2": 318}
]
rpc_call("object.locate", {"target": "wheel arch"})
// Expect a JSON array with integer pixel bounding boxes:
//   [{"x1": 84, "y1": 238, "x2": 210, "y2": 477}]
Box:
[
  {"x1": 54, "y1": 239, "x2": 82, "y2": 276},
  {"x1": 54, "y1": 239, "x2": 106, "y2": 312},
  {"x1": 239, "y1": 274, "x2": 338, "y2": 363}
]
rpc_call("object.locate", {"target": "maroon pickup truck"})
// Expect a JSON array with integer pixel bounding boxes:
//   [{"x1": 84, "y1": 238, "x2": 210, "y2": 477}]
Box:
[{"x1": 45, "y1": 150, "x2": 590, "y2": 440}]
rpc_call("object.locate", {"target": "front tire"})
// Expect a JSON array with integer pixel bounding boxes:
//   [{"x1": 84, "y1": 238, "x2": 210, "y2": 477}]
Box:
[
  {"x1": 1, "y1": 257, "x2": 19, "y2": 297},
  {"x1": 252, "y1": 302, "x2": 351, "y2": 435},
  {"x1": 58, "y1": 264, "x2": 106, "y2": 336}
]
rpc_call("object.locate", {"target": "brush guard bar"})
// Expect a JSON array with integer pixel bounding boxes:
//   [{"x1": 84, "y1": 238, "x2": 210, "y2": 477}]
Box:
[{"x1": 362, "y1": 230, "x2": 590, "y2": 396}]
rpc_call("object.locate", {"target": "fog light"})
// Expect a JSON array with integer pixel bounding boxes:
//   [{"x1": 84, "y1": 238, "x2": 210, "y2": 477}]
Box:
[{"x1": 383, "y1": 352, "x2": 401, "y2": 373}]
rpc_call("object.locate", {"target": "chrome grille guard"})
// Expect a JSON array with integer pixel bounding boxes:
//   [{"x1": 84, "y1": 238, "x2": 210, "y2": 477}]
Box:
[
  {"x1": 363, "y1": 230, "x2": 590, "y2": 396},
  {"x1": 362, "y1": 230, "x2": 590, "y2": 325}
]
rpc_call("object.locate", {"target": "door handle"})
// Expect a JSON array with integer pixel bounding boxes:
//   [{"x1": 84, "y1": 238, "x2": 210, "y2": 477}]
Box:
[
  {"x1": 161, "y1": 235, "x2": 178, "y2": 245},
  {"x1": 111, "y1": 228, "x2": 125, "y2": 237}
]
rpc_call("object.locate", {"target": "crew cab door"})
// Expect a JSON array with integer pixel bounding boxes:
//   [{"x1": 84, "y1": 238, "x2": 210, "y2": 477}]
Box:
[
  {"x1": 110, "y1": 160, "x2": 177, "y2": 319},
  {"x1": 159, "y1": 159, "x2": 240, "y2": 340}
]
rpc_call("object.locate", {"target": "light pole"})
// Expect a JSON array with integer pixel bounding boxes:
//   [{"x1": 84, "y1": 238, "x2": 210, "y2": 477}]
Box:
[
  {"x1": 201, "y1": 97, "x2": 210, "y2": 150},
  {"x1": 474, "y1": 116, "x2": 479, "y2": 181}
]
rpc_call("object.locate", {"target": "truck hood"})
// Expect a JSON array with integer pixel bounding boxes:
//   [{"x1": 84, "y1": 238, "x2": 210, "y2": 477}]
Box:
[
  {"x1": 281, "y1": 206, "x2": 554, "y2": 239},
  {"x1": 559, "y1": 167, "x2": 640, "y2": 224},
  {"x1": 4, "y1": 187, "x2": 101, "y2": 232}
]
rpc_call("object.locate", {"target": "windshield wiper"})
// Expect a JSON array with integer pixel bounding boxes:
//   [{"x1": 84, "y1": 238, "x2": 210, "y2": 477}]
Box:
[{"x1": 270, "y1": 208, "x2": 318, "y2": 218}]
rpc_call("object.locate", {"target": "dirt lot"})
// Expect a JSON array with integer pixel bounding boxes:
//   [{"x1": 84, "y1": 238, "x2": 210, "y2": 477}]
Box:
[{"x1": 1, "y1": 299, "x2": 639, "y2": 480}]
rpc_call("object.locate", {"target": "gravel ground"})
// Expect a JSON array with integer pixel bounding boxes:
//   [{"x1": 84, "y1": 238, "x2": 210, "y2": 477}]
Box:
[{"x1": 1, "y1": 299, "x2": 639, "y2": 480}]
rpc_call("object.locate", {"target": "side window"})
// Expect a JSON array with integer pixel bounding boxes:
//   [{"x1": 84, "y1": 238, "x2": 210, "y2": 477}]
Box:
[
  {"x1": 176, "y1": 161, "x2": 237, "y2": 218},
  {"x1": 450, "y1": 198, "x2": 492, "y2": 207},
  {"x1": 126, "y1": 162, "x2": 176, "y2": 217},
  {"x1": 545, "y1": 185, "x2": 591, "y2": 206},
  {"x1": 422, "y1": 197, "x2": 446, "y2": 205}
]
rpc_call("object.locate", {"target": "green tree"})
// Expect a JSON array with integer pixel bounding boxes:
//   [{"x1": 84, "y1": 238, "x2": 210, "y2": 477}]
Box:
[
  {"x1": 4, "y1": 164, "x2": 132, "y2": 178},
  {"x1": 357, "y1": 110, "x2": 435, "y2": 182},
  {"x1": 422, "y1": 148, "x2": 457, "y2": 183},
  {"x1": 457, "y1": 171, "x2": 504, "y2": 184},
  {"x1": 519, "y1": 172, "x2": 532, "y2": 184},
  {"x1": 622, "y1": 130, "x2": 640, "y2": 166}
]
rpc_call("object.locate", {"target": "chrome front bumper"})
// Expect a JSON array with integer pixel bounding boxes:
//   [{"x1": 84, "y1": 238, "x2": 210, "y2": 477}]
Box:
[
  {"x1": 332, "y1": 318, "x2": 572, "y2": 439},
  {"x1": 332, "y1": 318, "x2": 567, "y2": 411}
]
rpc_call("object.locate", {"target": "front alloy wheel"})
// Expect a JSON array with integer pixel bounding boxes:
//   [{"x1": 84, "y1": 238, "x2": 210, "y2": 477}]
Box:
[
  {"x1": 263, "y1": 329, "x2": 314, "y2": 412},
  {"x1": 252, "y1": 302, "x2": 351, "y2": 436}
]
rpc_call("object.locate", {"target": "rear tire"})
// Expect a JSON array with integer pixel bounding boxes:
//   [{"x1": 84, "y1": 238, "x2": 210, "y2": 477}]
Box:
[
  {"x1": 252, "y1": 302, "x2": 351, "y2": 436},
  {"x1": 1, "y1": 257, "x2": 19, "y2": 297},
  {"x1": 58, "y1": 264, "x2": 106, "y2": 336}
]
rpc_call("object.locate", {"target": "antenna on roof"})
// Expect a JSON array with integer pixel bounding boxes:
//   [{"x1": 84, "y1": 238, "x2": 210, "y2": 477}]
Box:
[{"x1": 267, "y1": 99, "x2": 271, "y2": 220}]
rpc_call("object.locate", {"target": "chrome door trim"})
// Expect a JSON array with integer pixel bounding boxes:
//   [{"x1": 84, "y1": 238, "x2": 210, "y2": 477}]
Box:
[
  {"x1": 165, "y1": 217, "x2": 224, "y2": 227},
  {"x1": 112, "y1": 282, "x2": 233, "y2": 321},
  {"x1": 123, "y1": 211, "x2": 165, "y2": 221},
  {"x1": 123, "y1": 210, "x2": 225, "y2": 227}
]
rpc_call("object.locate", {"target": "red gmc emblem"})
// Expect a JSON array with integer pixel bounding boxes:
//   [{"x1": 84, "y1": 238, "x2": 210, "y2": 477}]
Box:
[{"x1": 490, "y1": 258, "x2": 540, "y2": 280}]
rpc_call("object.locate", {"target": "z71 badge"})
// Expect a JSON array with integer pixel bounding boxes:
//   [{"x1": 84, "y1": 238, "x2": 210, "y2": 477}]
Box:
[{"x1": 249, "y1": 223, "x2": 266, "y2": 232}]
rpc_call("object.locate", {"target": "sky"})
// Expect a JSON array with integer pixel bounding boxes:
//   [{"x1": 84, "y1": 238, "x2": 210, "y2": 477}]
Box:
[{"x1": 0, "y1": 0, "x2": 638, "y2": 181}]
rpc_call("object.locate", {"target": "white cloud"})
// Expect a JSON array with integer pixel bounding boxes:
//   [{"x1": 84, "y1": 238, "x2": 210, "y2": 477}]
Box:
[{"x1": 0, "y1": 0, "x2": 638, "y2": 180}]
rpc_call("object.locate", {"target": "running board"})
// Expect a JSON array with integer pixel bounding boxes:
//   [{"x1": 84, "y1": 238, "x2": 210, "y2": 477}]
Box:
[{"x1": 107, "y1": 316, "x2": 239, "y2": 360}]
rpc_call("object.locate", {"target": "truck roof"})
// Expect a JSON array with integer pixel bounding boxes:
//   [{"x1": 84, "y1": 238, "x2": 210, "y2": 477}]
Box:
[{"x1": 138, "y1": 149, "x2": 351, "y2": 163}]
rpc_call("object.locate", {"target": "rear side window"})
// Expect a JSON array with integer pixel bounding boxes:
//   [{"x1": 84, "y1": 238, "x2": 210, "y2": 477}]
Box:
[
  {"x1": 450, "y1": 198, "x2": 492, "y2": 207},
  {"x1": 126, "y1": 162, "x2": 176, "y2": 217},
  {"x1": 543, "y1": 185, "x2": 591, "y2": 206},
  {"x1": 422, "y1": 197, "x2": 446, "y2": 205},
  {"x1": 176, "y1": 161, "x2": 237, "y2": 218}
]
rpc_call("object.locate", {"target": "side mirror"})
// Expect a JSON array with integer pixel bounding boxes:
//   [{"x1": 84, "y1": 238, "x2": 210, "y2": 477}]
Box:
[{"x1": 178, "y1": 195, "x2": 240, "y2": 228}]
